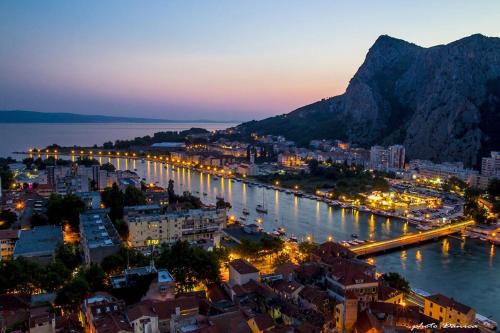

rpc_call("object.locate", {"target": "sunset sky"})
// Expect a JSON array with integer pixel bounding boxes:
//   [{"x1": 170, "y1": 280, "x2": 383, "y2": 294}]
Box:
[{"x1": 1, "y1": 1, "x2": 499, "y2": 121}]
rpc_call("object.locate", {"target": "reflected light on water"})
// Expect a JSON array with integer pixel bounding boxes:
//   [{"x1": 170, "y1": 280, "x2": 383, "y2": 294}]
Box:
[{"x1": 441, "y1": 239, "x2": 450, "y2": 256}]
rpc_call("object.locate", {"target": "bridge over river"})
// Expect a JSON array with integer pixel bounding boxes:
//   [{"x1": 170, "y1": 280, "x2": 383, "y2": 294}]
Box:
[{"x1": 350, "y1": 220, "x2": 475, "y2": 257}]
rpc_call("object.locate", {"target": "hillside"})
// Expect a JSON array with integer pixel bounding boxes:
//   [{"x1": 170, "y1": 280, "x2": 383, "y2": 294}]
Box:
[{"x1": 237, "y1": 34, "x2": 500, "y2": 167}]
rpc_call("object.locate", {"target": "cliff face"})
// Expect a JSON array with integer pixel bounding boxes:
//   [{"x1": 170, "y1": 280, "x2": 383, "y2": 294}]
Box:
[{"x1": 237, "y1": 34, "x2": 500, "y2": 167}]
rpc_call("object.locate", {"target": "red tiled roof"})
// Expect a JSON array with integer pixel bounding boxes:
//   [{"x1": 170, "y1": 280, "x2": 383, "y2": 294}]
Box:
[
  {"x1": 251, "y1": 313, "x2": 274, "y2": 331},
  {"x1": 378, "y1": 283, "x2": 402, "y2": 301},
  {"x1": 230, "y1": 259, "x2": 259, "y2": 274},
  {"x1": 271, "y1": 280, "x2": 303, "y2": 295}
]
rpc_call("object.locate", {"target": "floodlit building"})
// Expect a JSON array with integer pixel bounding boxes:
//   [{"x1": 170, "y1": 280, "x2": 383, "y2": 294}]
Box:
[
  {"x1": 423, "y1": 293, "x2": 475, "y2": 325},
  {"x1": 0, "y1": 229, "x2": 19, "y2": 261},
  {"x1": 125, "y1": 205, "x2": 226, "y2": 249}
]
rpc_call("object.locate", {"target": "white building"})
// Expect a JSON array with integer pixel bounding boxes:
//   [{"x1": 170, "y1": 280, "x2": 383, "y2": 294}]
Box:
[{"x1": 125, "y1": 205, "x2": 227, "y2": 249}]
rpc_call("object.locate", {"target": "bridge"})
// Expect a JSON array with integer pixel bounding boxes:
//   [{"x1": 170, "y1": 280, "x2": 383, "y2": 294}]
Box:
[{"x1": 350, "y1": 220, "x2": 474, "y2": 257}]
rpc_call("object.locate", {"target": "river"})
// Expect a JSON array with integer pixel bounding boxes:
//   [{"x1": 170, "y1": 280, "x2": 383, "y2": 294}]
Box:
[{"x1": 2, "y1": 123, "x2": 498, "y2": 322}]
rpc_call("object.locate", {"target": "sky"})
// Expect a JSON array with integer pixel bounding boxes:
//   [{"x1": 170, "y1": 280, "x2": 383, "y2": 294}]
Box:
[{"x1": 1, "y1": 1, "x2": 499, "y2": 121}]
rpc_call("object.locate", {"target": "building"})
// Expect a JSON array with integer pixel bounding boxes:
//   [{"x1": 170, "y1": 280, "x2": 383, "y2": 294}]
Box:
[
  {"x1": 423, "y1": 293, "x2": 475, "y2": 325},
  {"x1": 0, "y1": 229, "x2": 19, "y2": 261},
  {"x1": 228, "y1": 259, "x2": 260, "y2": 287},
  {"x1": 13, "y1": 226, "x2": 63, "y2": 264},
  {"x1": 83, "y1": 293, "x2": 131, "y2": 333},
  {"x1": 370, "y1": 145, "x2": 405, "y2": 171},
  {"x1": 410, "y1": 159, "x2": 478, "y2": 184},
  {"x1": 370, "y1": 146, "x2": 389, "y2": 171},
  {"x1": 80, "y1": 210, "x2": 122, "y2": 265},
  {"x1": 477, "y1": 151, "x2": 500, "y2": 189},
  {"x1": 125, "y1": 206, "x2": 226, "y2": 249},
  {"x1": 75, "y1": 192, "x2": 102, "y2": 210},
  {"x1": 388, "y1": 145, "x2": 405, "y2": 169}
]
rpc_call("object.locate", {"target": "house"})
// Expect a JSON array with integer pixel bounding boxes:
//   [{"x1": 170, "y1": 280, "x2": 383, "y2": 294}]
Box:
[
  {"x1": 0, "y1": 229, "x2": 19, "y2": 261},
  {"x1": 424, "y1": 293, "x2": 475, "y2": 325},
  {"x1": 228, "y1": 259, "x2": 260, "y2": 287},
  {"x1": 126, "y1": 296, "x2": 200, "y2": 333},
  {"x1": 269, "y1": 280, "x2": 304, "y2": 303},
  {"x1": 83, "y1": 293, "x2": 131, "y2": 333},
  {"x1": 377, "y1": 284, "x2": 404, "y2": 305},
  {"x1": 247, "y1": 313, "x2": 275, "y2": 333}
]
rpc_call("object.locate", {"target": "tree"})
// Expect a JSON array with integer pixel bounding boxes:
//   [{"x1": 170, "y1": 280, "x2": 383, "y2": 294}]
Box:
[
  {"x1": 216, "y1": 198, "x2": 232, "y2": 209},
  {"x1": 157, "y1": 241, "x2": 221, "y2": 292},
  {"x1": 114, "y1": 219, "x2": 129, "y2": 239},
  {"x1": 380, "y1": 272, "x2": 410, "y2": 293},
  {"x1": 0, "y1": 210, "x2": 17, "y2": 229},
  {"x1": 298, "y1": 241, "x2": 319, "y2": 257},
  {"x1": 487, "y1": 178, "x2": 500, "y2": 198},
  {"x1": 81, "y1": 264, "x2": 106, "y2": 291},
  {"x1": 42, "y1": 262, "x2": 71, "y2": 292},
  {"x1": 101, "y1": 183, "x2": 125, "y2": 222},
  {"x1": 46, "y1": 194, "x2": 85, "y2": 229},
  {"x1": 273, "y1": 252, "x2": 291, "y2": 268},
  {"x1": 56, "y1": 243, "x2": 81, "y2": 270},
  {"x1": 124, "y1": 185, "x2": 147, "y2": 206},
  {"x1": 55, "y1": 277, "x2": 89, "y2": 309},
  {"x1": 100, "y1": 162, "x2": 116, "y2": 172},
  {"x1": 442, "y1": 176, "x2": 467, "y2": 194},
  {"x1": 0, "y1": 257, "x2": 43, "y2": 294},
  {"x1": 167, "y1": 179, "x2": 176, "y2": 203},
  {"x1": 30, "y1": 212, "x2": 49, "y2": 227}
]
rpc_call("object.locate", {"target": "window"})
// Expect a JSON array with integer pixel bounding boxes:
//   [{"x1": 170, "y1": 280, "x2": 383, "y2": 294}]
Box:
[
  {"x1": 440, "y1": 307, "x2": 443, "y2": 313},
  {"x1": 430, "y1": 303, "x2": 433, "y2": 308}
]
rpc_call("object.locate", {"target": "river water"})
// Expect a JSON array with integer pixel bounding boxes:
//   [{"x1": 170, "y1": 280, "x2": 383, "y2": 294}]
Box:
[
  {"x1": 2, "y1": 123, "x2": 498, "y2": 322},
  {"x1": 111, "y1": 158, "x2": 499, "y2": 322}
]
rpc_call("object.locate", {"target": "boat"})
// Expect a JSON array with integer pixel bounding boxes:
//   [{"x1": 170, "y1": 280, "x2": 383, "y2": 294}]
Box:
[
  {"x1": 276, "y1": 227, "x2": 286, "y2": 236},
  {"x1": 256, "y1": 204, "x2": 268, "y2": 214},
  {"x1": 271, "y1": 230, "x2": 281, "y2": 237},
  {"x1": 213, "y1": 177, "x2": 219, "y2": 180},
  {"x1": 242, "y1": 208, "x2": 250, "y2": 215},
  {"x1": 240, "y1": 216, "x2": 247, "y2": 222},
  {"x1": 351, "y1": 233, "x2": 358, "y2": 239},
  {"x1": 256, "y1": 189, "x2": 268, "y2": 214},
  {"x1": 203, "y1": 192, "x2": 208, "y2": 196},
  {"x1": 288, "y1": 235, "x2": 298, "y2": 243},
  {"x1": 216, "y1": 195, "x2": 224, "y2": 200}
]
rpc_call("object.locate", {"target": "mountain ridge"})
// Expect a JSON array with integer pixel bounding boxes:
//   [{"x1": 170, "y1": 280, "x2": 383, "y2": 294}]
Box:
[{"x1": 237, "y1": 33, "x2": 500, "y2": 167}]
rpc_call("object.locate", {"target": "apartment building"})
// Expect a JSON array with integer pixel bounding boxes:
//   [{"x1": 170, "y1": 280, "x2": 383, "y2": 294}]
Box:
[{"x1": 124, "y1": 205, "x2": 226, "y2": 249}]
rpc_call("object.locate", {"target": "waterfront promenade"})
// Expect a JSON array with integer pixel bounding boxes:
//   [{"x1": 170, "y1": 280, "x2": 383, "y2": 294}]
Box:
[{"x1": 350, "y1": 220, "x2": 475, "y2": 256}]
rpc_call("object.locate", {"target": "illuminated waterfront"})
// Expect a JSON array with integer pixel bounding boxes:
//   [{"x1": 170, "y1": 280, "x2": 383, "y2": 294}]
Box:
[
  {"x1": 107, "y1": 157, "x2": 500, "y2": 322},
  {"x1": 20, "y1": 152, "x2": 500, "y2": 322}
]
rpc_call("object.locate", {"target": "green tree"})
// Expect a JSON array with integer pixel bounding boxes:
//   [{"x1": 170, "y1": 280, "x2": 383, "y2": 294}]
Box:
[
  {"x1": 216, "y1": 198, "x2": 232, "y2": 209},
  {"x1": 30, "y1": 212, "x2": 49, "y2": 227},
  {"x1": 273, "y1": 252, "x2": 291, "y2": 268},
  {"x1": 100, "y1": 162, "x2": 116, "y2": 172},
  {"x1": 81, "y1": 264, "x2": 106, "y2": 291},
  {"x1": 124, "y1": 185, "x2": 147, "y2": 206},
  {"x1": 157, "y1": 241, "x2": 221, "y2": 292},
  {"x1": 55, "y1": 277, "x2": 89, "y2": 309},
  {"x1": 42, "y1": 261, "x2": 71, "y2": 292},
  {"x1": 101, "y1": 183, "x2": 125, "y2": 222},
  {"x1": 380, "y1": 272, "x2": 411, "y2": 293},
  {"x1": 56, "y1": 243, "x2": 81, "y2": 270},
  {"x1": 46, "y1": 194, "x2": 85, "y2": 229},
  {"x1": 0, "y1": 210, "x2": 17, "y2": 229}
]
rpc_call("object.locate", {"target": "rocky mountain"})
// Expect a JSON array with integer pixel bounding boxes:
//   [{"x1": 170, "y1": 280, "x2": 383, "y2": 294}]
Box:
[{"x1": 237, "y1": 34, "x2": 500, "y2": 167}]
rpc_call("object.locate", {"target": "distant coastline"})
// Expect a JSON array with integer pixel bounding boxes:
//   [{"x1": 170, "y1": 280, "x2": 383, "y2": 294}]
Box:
[{"x1": 0, "y1": 110, "x2": 241, "y2": 124}]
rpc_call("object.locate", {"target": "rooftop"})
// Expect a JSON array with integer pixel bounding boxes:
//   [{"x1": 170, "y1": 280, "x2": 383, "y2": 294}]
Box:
[
  {"x1": 0, "y1": 229, "x2": 19, "y2": 240},
  {"x1": 80, "y1": 210, "x2": 121, "y2": 249},
  {"x1": 426, "y1": 293, "x2": 473, "y2": 314},
  {"x1": 229, "y1": 259, "x2": 259, "y2": 275},
  {"x1": 13, "y1": 226, "x2": 63, "y2": 257}
]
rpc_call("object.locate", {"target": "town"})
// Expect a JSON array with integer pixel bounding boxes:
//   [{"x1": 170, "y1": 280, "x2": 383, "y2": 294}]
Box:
[{"x1": 1, "y1": 128, "x2": 499, "y2": 333}]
